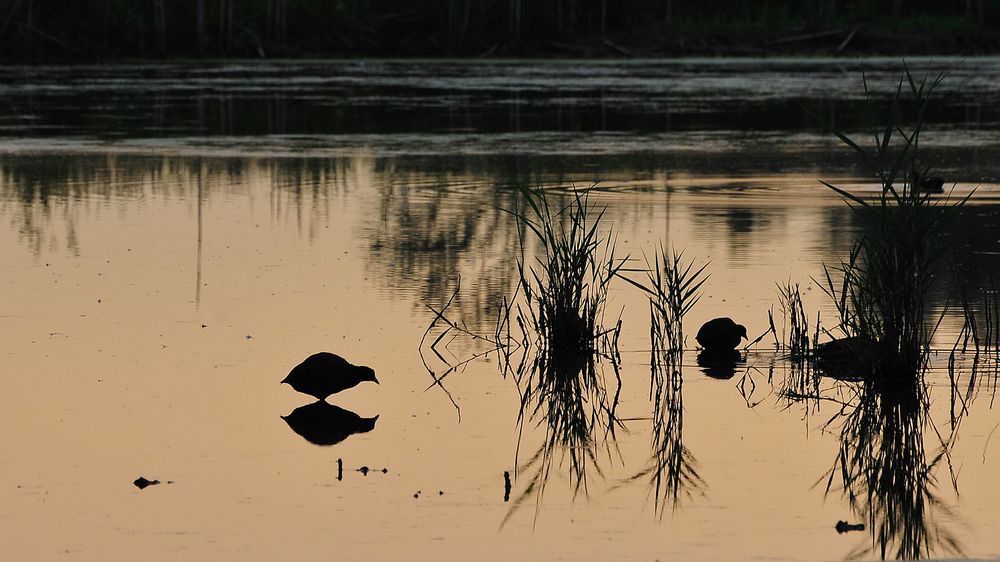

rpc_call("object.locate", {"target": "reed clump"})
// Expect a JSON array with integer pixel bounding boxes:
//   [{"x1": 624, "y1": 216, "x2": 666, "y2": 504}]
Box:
[
  {"x1": 500, "y1": 185, "x2": 625, "y2": 523},
  {"x1": 644, "y1": 248, "x2": 707, "y2": 515},
  {"x1": 505, "y1": 185, "x2": 625, "y2": 369},
  {"x1": 773, "y1": 281, "x2": 814, "y2": 360},
  {"x1": 820, "y1": 67, "x2": 968, "y2": 379}
]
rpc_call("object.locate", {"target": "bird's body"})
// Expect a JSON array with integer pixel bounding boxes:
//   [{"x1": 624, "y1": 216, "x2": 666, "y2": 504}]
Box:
[
  {"x1": 918, "y1": 176, "x2": 944, "y2": 194},
  {"x1": 813, "y1": 336, "x2": 877, "y2": 379},
  {"x1": 282, "y1": 352, "x2": 378, "y2": 401},
  {"x1": 696, "y1": 317, "x2": 747, "y2": 351}
]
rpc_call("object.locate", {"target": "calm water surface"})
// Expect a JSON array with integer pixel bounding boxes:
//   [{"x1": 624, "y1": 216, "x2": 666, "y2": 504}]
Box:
[{"x1": 2, "y1": 58, "x2": 1000, "y2": 560}]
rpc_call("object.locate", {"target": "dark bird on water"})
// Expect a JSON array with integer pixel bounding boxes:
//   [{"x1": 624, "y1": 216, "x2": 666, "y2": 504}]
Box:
[
  {"x1": 282, "y1": 352, "x2": 378, "y2": 401},
  {"x1": 813, "y1": 336, "x2": 878, "y2": 379},
  {"x1": 696, "y1": 317, "x2": 747, "y2": 351},
  {"x1": 918, "y1": 176, "x2": 944, "y2": 194}
]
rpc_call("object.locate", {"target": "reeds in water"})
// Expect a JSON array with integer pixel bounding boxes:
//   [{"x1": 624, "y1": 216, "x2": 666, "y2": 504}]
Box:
[
  {"x1": 500, "y1": 185, "x2": 625, "y2": 524},
  {"x1": 820, "y1": 66, "x2": 968, "y2": 379},
  {"x1": 773, "y1": 281, "x2": 814, "y2": 360},
  {"x1": 820, "y1": 375, "x2": 962, "y2": 559},
  {"x1": 643, "y1": 249, "x2": 707, "y2": 515}
]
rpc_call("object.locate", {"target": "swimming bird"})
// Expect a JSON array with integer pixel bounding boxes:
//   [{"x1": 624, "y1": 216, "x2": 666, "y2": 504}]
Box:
[
  {"x1": 918, "y1": 176, "x2": 944, "y2": 194},
  {"x1": 281, "y1": 352, "x2": 378, "y2": 401},
  {"x1": 696, "y1": 317, "x2": 747, "y2": 351},
  {"x1": 813, "y1": 336, "x2": 877, "y2": 379}
]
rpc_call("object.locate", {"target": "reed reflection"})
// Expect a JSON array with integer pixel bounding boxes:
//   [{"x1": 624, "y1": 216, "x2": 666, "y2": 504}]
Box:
[
  {"x1": 774, "y1": 335, "x2": 967, "y2": 559},
  {"x1": 627, "y1": 341, "x2": 704, "y2": 517},
  {"x1": 499, "y1": 187, "x2": 625, "y2": 525},
  {"x1": 623, "y1": 250, "x2": 708, "y2": 516},
  {"x1": 817, "y1": 372, "x2": 962, "y2": 560}
]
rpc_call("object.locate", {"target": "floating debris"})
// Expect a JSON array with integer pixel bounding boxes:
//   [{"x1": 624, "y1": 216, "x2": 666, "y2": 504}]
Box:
[
  {"x1": 133, "y1": 476, "x2": 160, "y2": 490},
  {"x1": 836, "y1": 520, "x2": 865, "y2": 533}
]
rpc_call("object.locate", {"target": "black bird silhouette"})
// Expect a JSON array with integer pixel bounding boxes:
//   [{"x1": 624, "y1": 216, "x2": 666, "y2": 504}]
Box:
[
  {"x1": 696, "y1": 317, "x2": 747, "y2": 351},
  {"x1": 918, "y1": 176, "x2": 944, "y2": 194},
  {"x1": 813, "y1": 336, "x2": 877, "y2": 379},
  {"x1": 282, "y1": 352, "x2": 378, "y2": 401},
  {"x1": 282, "y1": 401, "x2": 379, "y2": 446}
]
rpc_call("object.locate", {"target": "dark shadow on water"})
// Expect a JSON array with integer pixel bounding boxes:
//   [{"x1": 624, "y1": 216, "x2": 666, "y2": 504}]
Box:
[
  {"x1": 282, "y1": 401, "x2": 378, "y2": 447},
  {"x1": 697, "y1": 349, "x2": 744, "y2": 380}
]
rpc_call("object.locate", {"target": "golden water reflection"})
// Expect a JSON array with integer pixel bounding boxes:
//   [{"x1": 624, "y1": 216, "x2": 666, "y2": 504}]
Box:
[{"x1": 2, "y1": 152, "x2": 1000, "y2": 560}]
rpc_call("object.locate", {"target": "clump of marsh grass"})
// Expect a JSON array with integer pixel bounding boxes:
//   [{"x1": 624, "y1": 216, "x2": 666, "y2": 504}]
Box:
[
  {"x1": 499, "y1": 185, "x2": 626, "y2": 525},
  {"x1": 635, "y1": 248, "x2": 709, "y2": 360},
  {"x1": 618, "y1": 247, "x2": 707, "y2": 517},
  {"x1": 953, "y1": 279, "x2": 1000, "y2": 355},
  {"x1": 772, "y1": 281, "x2": 815, "y2": 360},
  {"x1": 819, "y1": 66, "x2": 969, "y2": 379},
  {"x1": 503, "y1": 185, "x2": 625, "y2": 369}
]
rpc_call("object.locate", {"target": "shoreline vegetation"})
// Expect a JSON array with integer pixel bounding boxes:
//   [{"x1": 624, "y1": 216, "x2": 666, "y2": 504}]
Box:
[{"x1": 1, "y1": 2, "x2": 998, "y2": 62}]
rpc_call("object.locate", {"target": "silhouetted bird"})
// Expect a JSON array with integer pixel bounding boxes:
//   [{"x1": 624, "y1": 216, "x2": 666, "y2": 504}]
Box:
[
  {"x1": 813, "y1": 336, "x2": 877, "y2": 379},
  {"x1": 282, "y1": 352, "x2": 378, "y2": 401},
  {"x1": 696, "y1": 317, "x2": 747, "y2": 351},
  {"x1": 918, "y1": 176, "x2": 944, "y2": 194},
  {"x1": 282, "y1": 401, "x2": 379, "y2": 446}
]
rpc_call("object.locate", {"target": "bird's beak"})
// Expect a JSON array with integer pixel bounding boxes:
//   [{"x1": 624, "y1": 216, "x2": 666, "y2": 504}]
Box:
[{"x1": 373, "y1": 374, "x2": 380, "y2": 384}]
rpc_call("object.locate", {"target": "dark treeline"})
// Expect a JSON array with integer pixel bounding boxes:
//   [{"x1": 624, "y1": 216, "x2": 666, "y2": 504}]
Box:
[{"x1": 1, "y1": 0, "x2": 998, "y2": 60}]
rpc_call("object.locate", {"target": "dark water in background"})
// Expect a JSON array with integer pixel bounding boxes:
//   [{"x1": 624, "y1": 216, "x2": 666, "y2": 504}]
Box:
[
  {"x1": 1, "y1": 57, "x2": 1000, "y2": 173},
  {"x1": 2, "y1": 58, "x2": 1000, "y2": 560}
]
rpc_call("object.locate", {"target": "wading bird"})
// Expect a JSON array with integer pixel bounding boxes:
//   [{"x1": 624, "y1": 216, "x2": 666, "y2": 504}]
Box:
[
  {"x1": 696, "y1": 317, "x2": 747, "y2": 351},
  {"x1": 282, "y1": 352, "x2": 378, "y2": 401}
]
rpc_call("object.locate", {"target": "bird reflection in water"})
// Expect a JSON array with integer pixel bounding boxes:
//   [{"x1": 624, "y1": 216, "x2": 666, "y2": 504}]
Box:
[
  {"x1": 696, "y1": 349, "x2": 744, "y2": 379},
  {"x1": 282, "y1": 401, "x2": 379, "y2": 446}
]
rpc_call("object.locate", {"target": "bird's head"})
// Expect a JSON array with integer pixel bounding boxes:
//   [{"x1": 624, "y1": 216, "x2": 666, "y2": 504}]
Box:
[
  {"x1": 737, "y1": 324, "x2": 748, "y2": 340},
  {"x1": 362, "y1": 366, "x2": 379, "y2": 384}
]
